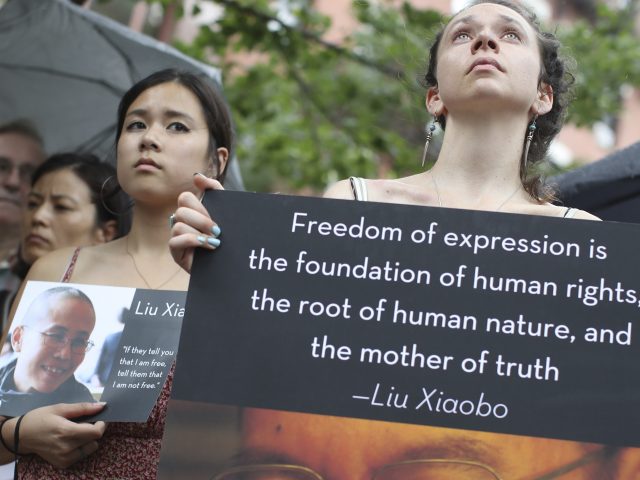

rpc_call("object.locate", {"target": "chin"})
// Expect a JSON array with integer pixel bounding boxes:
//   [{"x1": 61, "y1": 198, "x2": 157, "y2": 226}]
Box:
[
  {"x1": 21, "y1": 249, "x2": 42, "y2": 266},
  {"x1": 35, "y1": 383, "x2": 64, "y2": 393}
]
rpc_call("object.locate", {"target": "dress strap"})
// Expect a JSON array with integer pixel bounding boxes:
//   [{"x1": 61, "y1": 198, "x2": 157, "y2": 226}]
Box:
[
  {"x1": 349, "y1": 176, "x2": 368, "y2": 202},
  {"x1": 563, "y1": 207, "x2": 577, "y2": 219},
  {"x1": 61, "y1": 247, "x2": 82, "y2": 283}
]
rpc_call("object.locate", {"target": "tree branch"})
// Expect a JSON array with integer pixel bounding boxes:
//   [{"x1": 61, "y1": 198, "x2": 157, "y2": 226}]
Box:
[{"x1": 213, "y1": 0, "x2": 404, "y2": 79}]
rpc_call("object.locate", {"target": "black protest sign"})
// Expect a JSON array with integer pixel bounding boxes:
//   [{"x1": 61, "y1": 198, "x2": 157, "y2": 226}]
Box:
[
  {"x1": 94, "y1": 289, "x2": 185, "y2": 421},
  {"x1": 1, "y1": 281, "x2": 184, "y2": 421},
  {"x1": 173, "y1": 190, "x2": 640, "y2": 446}
]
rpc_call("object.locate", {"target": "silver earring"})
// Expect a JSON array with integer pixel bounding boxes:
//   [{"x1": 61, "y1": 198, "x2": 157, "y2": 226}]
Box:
[
  {"x1": 421, "y1": 116, "x2": 438, "y2": 168},
  {"x1": 100, "y1": 176, "x2": 133, "y2": 216},
  {"x1": 522, "y1": 115, "x2": 537, "y2": 171}
]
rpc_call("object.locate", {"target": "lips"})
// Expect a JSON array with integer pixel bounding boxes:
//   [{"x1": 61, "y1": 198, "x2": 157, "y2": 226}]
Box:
[
  {"x1": 42, "y1": 365, "x2": 68, "y2": 376},
  {"x1": 24, "y1": 233, "x2": 50, "y2": 247},
  {"x1": 134, "y1": 158, "x2": 161, "y2": 169},
  {"x1": 467, "y1": 58, "x2": 504, "y2": 73},
  {"x1": 39, "y1": 364, "x2": 70, "y2": 388}
]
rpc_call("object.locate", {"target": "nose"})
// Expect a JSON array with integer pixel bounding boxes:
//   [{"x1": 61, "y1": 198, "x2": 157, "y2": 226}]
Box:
[
  {"x1": 2, "y1": 164, "x2": 21, "y2": 192},
  {"x1": 472, "y1": 30, "x2": 499, "y2": 54},
  {"x1": 139, "y1": 124, "x2": 161, "y2": 152},
  {"x1": 53, "y1": 340, "x2": 73, "y2": 360},
  {"x1": 30, "y1": 202, "x2": 51, "y2": 227}
]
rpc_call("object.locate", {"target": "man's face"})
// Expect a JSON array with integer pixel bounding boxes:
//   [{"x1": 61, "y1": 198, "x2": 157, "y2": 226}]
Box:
[
  {"x1": 0, "y1": 132, "x2": 45, "y2": 228},
  {"x1": 238, "y1": 409, "x2": 611, "y2": 480},
  {"x1": 11, "y1": 297, "x2": 95, "y2": 393}
]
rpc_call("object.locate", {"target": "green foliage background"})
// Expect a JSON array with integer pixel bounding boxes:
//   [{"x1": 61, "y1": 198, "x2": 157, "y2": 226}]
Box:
[{"x1": 171, "y1": 0, "x2": 640, "y2": 193}]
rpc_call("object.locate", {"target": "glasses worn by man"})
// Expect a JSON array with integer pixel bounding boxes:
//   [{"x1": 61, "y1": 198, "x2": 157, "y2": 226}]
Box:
[{"x1": 31, "y1": 327, "x2": 95, "y2": 354}]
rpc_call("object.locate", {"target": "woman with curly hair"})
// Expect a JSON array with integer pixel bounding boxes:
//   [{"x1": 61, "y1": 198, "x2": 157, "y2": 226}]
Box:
[
  {"x1": 166, "y1": 2, "x2": 638, "y2": 479},
  {"x1": 170, "y1": 0, "x2": 598, "y2": 275},
  {"x1": 320, "y1": 0, "x2": 598, "y2": 217}
]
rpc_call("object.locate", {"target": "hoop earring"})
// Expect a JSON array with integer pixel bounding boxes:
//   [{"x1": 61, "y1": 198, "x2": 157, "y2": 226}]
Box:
[
  {"x1": 421, "y1": 116, "x2": 438, "y2": 168},
  {"x1": 100, "y1": 176, "x2": 133, "y2": 216},
  {"x1": 522, "y1": 115, "x2": 537, "y2": 171}
]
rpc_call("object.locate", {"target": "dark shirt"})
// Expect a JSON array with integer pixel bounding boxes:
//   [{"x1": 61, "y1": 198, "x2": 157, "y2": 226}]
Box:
[
  {"x1": 0, "y1": 358, "x2": 95, "y2": 416},
  {"x1": 94, "y1": 330, "x2": 122, "y2": 385}
]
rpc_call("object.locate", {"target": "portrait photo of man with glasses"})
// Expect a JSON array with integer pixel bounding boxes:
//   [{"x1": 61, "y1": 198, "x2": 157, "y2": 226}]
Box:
[
  {"x1": 202, "y1": 407, "x2": 640, "y2": 480},
  {"x1": 0, "y1": 286, "x2": 96, "y2": 414}
]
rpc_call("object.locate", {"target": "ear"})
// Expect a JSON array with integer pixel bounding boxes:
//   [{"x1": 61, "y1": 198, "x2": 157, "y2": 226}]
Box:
[
  {"x1": 532, "y1": 82, "x2": 553, "y2": 116},
  {"x1": 426, "y1": 86, "x2": 447, "y2": 118},
  {"x1": 213, "y1": 147, "x2": 229, "y2": 179},
  {"x1": 94, "y1": 220, "x2": 118, "y2": 244},
  {"x1": 11, "y1": 326, "x2": 24, "y2": 353}
]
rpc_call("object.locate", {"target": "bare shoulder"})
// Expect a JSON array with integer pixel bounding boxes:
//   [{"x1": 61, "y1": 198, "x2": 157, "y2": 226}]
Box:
[
  {"x1": 323, "y1": 179, "x2": 354, "y2": 200},
  {"x1": 569, "y1": 209, "x2": 601, "y2": 221},
  {"x1": 522, "y1": 203, "x2": 601, "y2": 221},
  {"x1": 25, "y1": 246, "x2": 80, "y2": 282}
]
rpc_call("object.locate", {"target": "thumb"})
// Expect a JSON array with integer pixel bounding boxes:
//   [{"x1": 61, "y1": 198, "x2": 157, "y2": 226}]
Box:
[
  {"x1": 48, "y1": 402, "x2": 107, "y2": 420},
  {"x1": 193, "y1": 172, "x2": 224, "y2": 193}
]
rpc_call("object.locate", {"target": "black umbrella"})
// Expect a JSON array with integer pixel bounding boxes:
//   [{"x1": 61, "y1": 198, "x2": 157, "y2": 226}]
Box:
[
  {"x1": 552, "y1": 141, "x2": 640, "y2": 223},
  {"x1": 0, "y1": 0, "x2": 243, "y2": 190}
]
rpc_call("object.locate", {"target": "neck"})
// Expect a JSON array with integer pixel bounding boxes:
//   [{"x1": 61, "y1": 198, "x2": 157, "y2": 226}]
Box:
[
  {"x1": 427, "y1": 111, "x2": 530, "y2": 207},
  {"x1": 125, "y1": 203, "x2": 175, "y2": 255},
  {"x1": 0, "y1": 226, "x2": 20, "y2": 264},
  {"x1": 122, "y1": 202, "x2": 186, "y2": 290}
]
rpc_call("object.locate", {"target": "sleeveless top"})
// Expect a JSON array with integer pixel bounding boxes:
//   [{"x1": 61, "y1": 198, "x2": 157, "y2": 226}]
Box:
[
  {"x1": 348, "y1": 176, "x2": 577, "y2": 218},
  {"x1": 17, "y1": 247, "x2": 175, "y2": 479}
]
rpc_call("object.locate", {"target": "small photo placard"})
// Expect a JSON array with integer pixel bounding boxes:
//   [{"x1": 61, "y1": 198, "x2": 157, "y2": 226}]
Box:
[{"x1": 1, "y1": 281, "x2": 185, "y2": 421}]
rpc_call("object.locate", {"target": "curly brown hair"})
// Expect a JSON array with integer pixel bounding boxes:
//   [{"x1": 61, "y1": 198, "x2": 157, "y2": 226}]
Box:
[{"x1": 423, "y1": 0, "x2": 575, "y2": 202}]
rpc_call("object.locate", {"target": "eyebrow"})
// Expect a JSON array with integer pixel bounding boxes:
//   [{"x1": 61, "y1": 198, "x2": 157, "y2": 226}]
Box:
[
  {"x1": 447, "y1": 13, "x2": 528, "y2": 35},
  {"x1": 42, "y1": 326, "x2": 91, "y2": 338},
  {"x1": 230, "y1": 438, "x2": 501, "y2": 471},
  {"x1": 125, "y1": 108, "x2": 196, "y2": 123},
  {"x1": 389, "y1": 436, "x2": 501, "y2": 466},
  {"x1": 28, "y1": 192, "x2": 79, "y2": 204}
]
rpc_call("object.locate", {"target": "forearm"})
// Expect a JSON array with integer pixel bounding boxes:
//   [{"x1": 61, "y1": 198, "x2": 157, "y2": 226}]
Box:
[{"x1": 0, "y1": 415, "x2": 22, "y2": 464}]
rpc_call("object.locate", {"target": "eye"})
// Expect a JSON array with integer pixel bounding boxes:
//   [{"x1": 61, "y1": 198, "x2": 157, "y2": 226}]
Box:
[
  {"x1": 125, "y1": 121, "x2": 146, "y2": 131},
  {"x1": 452, "y1": 30, "x2": 471, "y2": 42},
  {"x1": 70, "y1": 338, "x2": 88, "y2": 350},
  {"x1": 0, "y1": 159, "x2": 12, "y2": 174},
  {"x1": 45, "y1": 332, "x2": 66, "y2": 343},
  {"x1": 53, "y1": 203, "x2": 73, "y2": 212},
  {"x1": 26, "y1": 198, "x2": 40, "y2": 210},
  {"x1": 503, "y1": 30, "x2": 521, "y2": 41},
  {"x1": 167, "y1": 122, "x2": 190, "y2": 133}
]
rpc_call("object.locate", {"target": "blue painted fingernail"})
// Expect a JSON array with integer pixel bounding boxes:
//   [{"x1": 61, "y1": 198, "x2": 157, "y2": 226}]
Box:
[
  {"x1": 207, "y1": 237, "x2": 220, "y2": 248},
  {"x1": 197, "y1": 235, "x2": 206, "y2": 245},
  {"x1": 211, "y1": 225, "x2": 221, "y2": 237}
]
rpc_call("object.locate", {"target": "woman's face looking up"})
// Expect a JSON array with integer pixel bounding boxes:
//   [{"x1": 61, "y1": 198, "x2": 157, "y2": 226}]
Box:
[{"x1": 431, "y1": 3, "x2": 547, "y2": 118}]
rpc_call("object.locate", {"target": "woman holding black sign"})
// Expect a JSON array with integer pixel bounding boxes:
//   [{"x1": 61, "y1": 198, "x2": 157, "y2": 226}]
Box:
[
  {"x1": 168, "y1": 0, "x2": 597, "y2": 273},
  {"x1": 166, "y1": 1, "x2": 640, "y2": 479},
  {"x1": 0, "y1": 69, "x2": 233, "y2": 478}
]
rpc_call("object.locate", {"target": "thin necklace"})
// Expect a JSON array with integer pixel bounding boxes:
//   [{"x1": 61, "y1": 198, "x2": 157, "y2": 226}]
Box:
[
  {"x1": 126, "y1": 236, "x2": 182, "y2": 290},
  {"x1": 430, "y1": 171, "x2": 521, "y2": 212}
]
